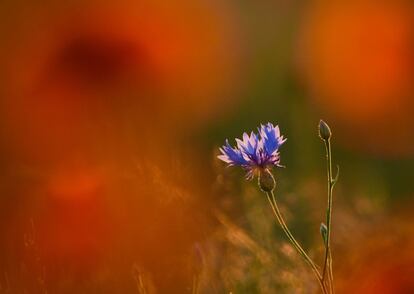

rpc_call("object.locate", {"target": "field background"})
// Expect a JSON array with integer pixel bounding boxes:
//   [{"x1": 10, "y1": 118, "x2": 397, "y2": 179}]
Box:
[{"x1": 0, "y1": 1, "x2": 413, "y2": 293}]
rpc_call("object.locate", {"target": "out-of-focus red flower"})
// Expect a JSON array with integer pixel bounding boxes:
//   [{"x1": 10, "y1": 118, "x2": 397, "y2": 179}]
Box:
[
  {"x1": 0, "y1": 1, "x2": 232, "y2": 291},
  {"x1": 0, "y1": 0, "x2": 242, "y2": 161},
  {"x1": 297, "y1": 1, "x2": 414, "y2": 157},
  {"x1": 13, "y1": 165, "x2": 111, "y2": 267}
]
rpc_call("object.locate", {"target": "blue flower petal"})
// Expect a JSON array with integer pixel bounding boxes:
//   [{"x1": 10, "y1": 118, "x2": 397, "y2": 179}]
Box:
[
  {"x1": 217, "y1": 123, "x2": 286, "y2": 178},
  {"x1": 259, "y1": 123, "x2": 286, "y2": 155},
  {"x1": 236, "y1": 132, "x2": 259, "y2": 159},
  {"x1": 218, "y1": 140, "x2": 248, "y2": 166}
]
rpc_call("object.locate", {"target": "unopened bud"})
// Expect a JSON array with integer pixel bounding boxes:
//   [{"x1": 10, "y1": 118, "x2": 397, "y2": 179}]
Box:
[
  {"x1": 318, "y1": 120, "x2": 332, "y2": 141},
  {"x1": 258, "y1": 169, "x2": 276, "y2": 192},
  {"x1": 320, "y1": 222, "x2": 328, "y2": 246}
]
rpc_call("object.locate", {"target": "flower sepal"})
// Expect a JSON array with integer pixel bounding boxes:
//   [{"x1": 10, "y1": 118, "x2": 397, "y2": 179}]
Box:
[{"x1": 258, "y1": 169, "x2": 276, "y2": 192}]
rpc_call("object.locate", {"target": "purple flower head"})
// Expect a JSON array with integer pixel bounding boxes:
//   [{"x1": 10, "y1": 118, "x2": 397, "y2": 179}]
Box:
[{"x1": 218, "y1": 123, "x2": 286, "y2": 179}]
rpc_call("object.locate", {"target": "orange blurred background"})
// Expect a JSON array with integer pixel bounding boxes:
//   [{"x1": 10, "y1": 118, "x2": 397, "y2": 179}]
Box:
[
  {"x1": 298, "y1": 0, "x2": 414, "y2": 156},
  {"x1": 0, "y1": 0, "x2": 413, "y2": 293}
]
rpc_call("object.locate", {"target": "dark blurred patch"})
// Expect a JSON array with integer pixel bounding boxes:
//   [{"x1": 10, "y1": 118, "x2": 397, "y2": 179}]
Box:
[{"x1": 52, "y1": 34, "x2": 143, "y2": 85}]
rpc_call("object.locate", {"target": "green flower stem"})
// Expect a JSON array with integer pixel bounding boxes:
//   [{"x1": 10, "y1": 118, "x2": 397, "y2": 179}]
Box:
[
  {"x1": 265, "y1": 191, "x2": 328, "y2": 294},
  {"x1": 321, "y1": 138, "x2": 336, "y2": 294}
]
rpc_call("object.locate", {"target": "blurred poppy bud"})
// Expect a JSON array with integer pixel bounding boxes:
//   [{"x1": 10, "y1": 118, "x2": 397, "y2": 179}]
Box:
[{"x1": 191, "y1": 242, "x2": 204, "y2": 276}]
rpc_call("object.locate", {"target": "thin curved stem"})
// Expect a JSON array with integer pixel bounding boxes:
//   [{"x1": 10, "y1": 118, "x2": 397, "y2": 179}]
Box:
[
  {"x1": 321, "y1": 139, "x2": 335, "y2": 294},
  {"x1": 265, "y1": 191, "x2": 328, "y2": 294}
]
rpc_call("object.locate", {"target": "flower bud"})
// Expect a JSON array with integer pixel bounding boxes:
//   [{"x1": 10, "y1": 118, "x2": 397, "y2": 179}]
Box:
[
  {"x1": 258, "y1": 169, "x2": 276, "y2": 192},
  {"x1": 318, "y1": 120, "x2": 332, "y2": 141},
  {"x1": 320, "y1": 222, "x2": 328, "y2": 246}
]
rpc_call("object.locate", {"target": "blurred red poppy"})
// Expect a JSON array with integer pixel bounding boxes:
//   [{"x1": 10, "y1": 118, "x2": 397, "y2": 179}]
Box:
[
  {"x1": 297, "y1": 1, "x2": 414, "y2": 157},
  {"x1": 0, "y1": 0, "x2": 242, "y2": 162},
  {"x1": 0, "y1": 1, "x2": 236, "y2": 291}
]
